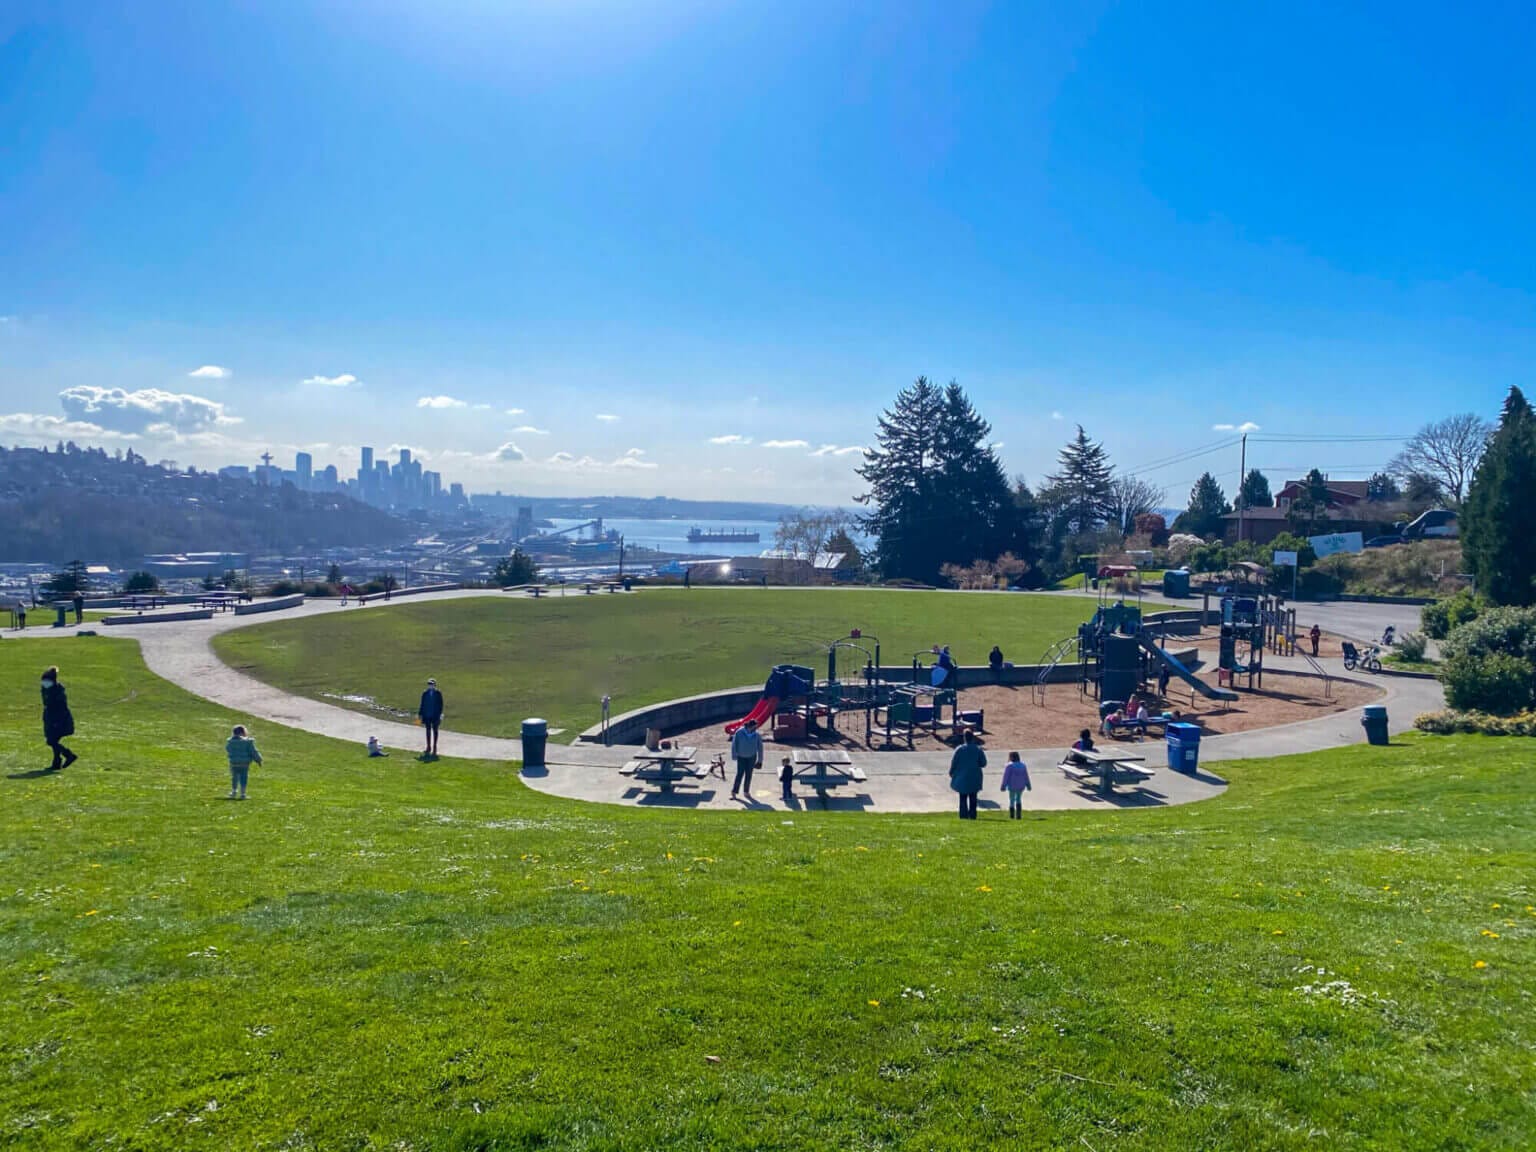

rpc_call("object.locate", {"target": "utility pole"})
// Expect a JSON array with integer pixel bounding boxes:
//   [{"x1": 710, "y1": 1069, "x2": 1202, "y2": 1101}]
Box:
[{"x1": 1236, "y1": 433, "x2": 1248, "y2": 543}]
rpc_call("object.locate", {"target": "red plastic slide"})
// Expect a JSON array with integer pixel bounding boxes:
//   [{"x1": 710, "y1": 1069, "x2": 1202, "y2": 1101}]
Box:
[{"x1": 724, "y1": 695, "x2": 779, "y2": 736}]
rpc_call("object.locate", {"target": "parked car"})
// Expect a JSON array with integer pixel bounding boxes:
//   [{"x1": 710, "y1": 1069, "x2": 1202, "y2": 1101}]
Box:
[
  {"x1": 1364, "y1": 535, "x2": 1404, "y2": 549},
  {"x1": 1402, "y1": 508, "x2": 1458, "y2": 540}
]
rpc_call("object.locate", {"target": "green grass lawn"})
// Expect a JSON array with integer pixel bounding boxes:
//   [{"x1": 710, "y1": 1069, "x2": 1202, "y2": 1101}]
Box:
[
  {"x1": 7, "y1": 609, "x2": 111, "y2": 631},
  {"x1": 2, "y1": 637, "x2": 1532, "y2": 1149},
  {"x1": 213, "y1": 589, "x2": 1111, "y2": 737},
  {"x1": 1386, "y1": 653, "x2": 1442, "y2": 675}
]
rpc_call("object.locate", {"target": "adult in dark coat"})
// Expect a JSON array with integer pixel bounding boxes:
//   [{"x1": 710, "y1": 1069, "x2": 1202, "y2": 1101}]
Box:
[
  {"x1": 41, "y1": 665, "x2": 77, "y2": 771},
  {"x1": 948, "y1": 730, "x2": 986, "y2": 820},
  {"x1": 72, "y1": 592, "x2": 85, "y2": 625},
  {"x1": 418, "y1": 678, "x2": 444, "y2": 758}
]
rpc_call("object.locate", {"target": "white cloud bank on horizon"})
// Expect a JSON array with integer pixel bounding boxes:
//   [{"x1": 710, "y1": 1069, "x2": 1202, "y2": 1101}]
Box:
[
  {"x1": 58, "y1": 386, "x2": 238, "y2": 435},
  {"x1": 595, "y1": 413, "x2": 619, "y2": 422},
  {"x1": 417, "y1": 395, "x2": 467, "y2": 409},
  {"x1": 613, "y1": 448, "x2": 657, "y2": 470},
  {"x1": 762, "y1": 439, "x2": 810, "y2": 449},
  {"x1": 514, "y1": 425, "x2": 550, "y2": 435},
  {"x1": 708, "y1": 434, "x2": 751, "y2": 445},
  {"x1": 304, "y1": 373, "x2": 358, "y2": 387},
  {"x1": 0, "y1": 412, "x2": 135, "y2": 441},
  {"x1": 1212, "y1": 421, "x2": 1261, "y2": 433},
  {"x1": 492, "y1": 442, "x2": 526, "y2": 462},
  {"x1": 188, "y1": 365, "x2": 230, "y2": 379}
]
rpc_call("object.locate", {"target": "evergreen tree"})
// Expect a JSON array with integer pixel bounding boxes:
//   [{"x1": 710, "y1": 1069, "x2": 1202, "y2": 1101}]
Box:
[
  {"x1": 857, "y1": 378, "x2": 1016, "y2": 583},
  {"x1": 45, "y1": 560, "x2": 89, "y2": 595},
  {"x1": 1366, "y1": 471, "x2": 1401, "y2": 502},
  {"x1": 1172, "y1": 473, "x2": 1230, "y2": 538},
  {"x1": 1040, "y1": 426, "x2": 1114, "y2": 537},
  {"x1": 1239, "y1": 469, "x2": 1273, "y2": 508},
  {"x1": 1286, "y1": 468, "x2": 1331, "y2": 535},
  {"x1": 1462, "y1": 387, "x2": 1536, "y2": 606},
  {"x1": 493, "y1": 550, "x2": 539, "y2": 586}
]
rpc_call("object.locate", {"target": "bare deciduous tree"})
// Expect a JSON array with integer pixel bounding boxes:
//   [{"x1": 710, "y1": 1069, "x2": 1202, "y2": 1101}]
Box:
[
  {"x1": 1105, "y1": 475, "x2": 1166, "y2": 538},
  {"x1": 774, "y1": 510, "x2": 852, "y2": 582},
  {"x1": 1389, "y1": 413, "x2": 1493, "y2": 505}
]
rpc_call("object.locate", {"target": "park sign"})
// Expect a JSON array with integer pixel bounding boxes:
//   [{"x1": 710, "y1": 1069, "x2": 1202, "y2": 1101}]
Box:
[
  {"x1": 1309, "y1": 531, "x2": 1364, "y2": 559},
  {"x1": 1272, "y1": 550, "x2": 1299, "y2": 567}
]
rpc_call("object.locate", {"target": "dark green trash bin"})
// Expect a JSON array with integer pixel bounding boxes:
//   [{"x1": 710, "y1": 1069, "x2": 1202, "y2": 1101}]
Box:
[
  {"x1": 1361, "y1": 704, "x2": 1389, "y2": 746},
  {"x1": 521, "y1": 717, "x2": 548, "y2": 768}
]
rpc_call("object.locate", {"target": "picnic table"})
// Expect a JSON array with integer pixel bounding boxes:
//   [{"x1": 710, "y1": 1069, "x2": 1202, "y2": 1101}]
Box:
[
  {"x1": 1058, "y1": 748, "x2": 1154, "y2": 795},
  {"x1": 196, "y1": 592, "x2": 245, "y2": 612},
  {"x1": 1102, "y1": 713, "x2": 1178, "y2": 740},
  {"x1": 620, "y1": 746, "x2": 702, "y2": 794},
  {"x1": 790, "y1": 748, "x2": 868, "y2": 805}
]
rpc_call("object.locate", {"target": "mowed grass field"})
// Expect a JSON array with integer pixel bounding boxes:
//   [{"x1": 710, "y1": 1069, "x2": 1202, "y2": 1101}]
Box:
[
  {"x1": 2, "y1": 639, "x2": 1533, "y2": 1149},
  {"x1": 213, "y1": 589, "x2": 1107, "y2": 737}
]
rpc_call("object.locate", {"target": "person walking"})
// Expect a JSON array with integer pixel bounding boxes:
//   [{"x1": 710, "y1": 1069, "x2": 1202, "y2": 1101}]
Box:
[
  {"x1": 729, "y1": 718, "x2": 763, "y2": 800},
  {"x1": 72, "y1": 591, "x2": 84, "y2": 625},
  {"x1": 1309, "y1": 624, "x2": 1322, "y2": 657},
  {"x1": 779, "y1": 755, "x2": 795, "y2": 802},
  {"x1": 1000, "y1": 751, "x2": 1031, "y2": 819},
  {"x1": 948, "y1": 730, "x2": 986, "y2": 820},
  {"x1": 225, "y1": 724, "x2": 263, "y2": 799},
  {"x1": 1157, "y1": 662, "x2": 1171, "y2": 699},
  {"x1": 15, "y1": 602, "x2": 26, "y2": 630},
  {"x1": 418, "y1": 678, "x2": 444, "y2": 758},
  {"x1": 40, "y1": 665, "x2": 77, "y2": 771}
]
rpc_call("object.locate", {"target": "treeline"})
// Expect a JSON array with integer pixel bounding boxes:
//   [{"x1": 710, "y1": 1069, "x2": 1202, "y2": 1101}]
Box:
[{"x1": 0, "y1": 443, "x2": 410, "y2": 564}]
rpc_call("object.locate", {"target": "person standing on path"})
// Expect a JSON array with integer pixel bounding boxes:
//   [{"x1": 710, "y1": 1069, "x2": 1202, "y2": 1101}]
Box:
[
  {"x1": 225, "y1": 724, "x2": 263, "y2": 799},
  {"x1": 15, "y1": 602, "x2": 25, "y2": 630},
  {"x1": 1309, "y1": 624, "x2": 1322, "y2": 658},
  {"x1": 1000, "y1": 752, "x2": 1031, "y2": 819},
  {"x1": 729, "y1": 718, "x2": 762, "y2": 800},
  {"x1": 1157, "y1": 662, "x2": 1171, "y2": 699},
  {"x1": 418, "y1": 678, "x2": 444, "y2": 758},
  {"x1": 40, "y1": 665, "x2": 77, "y2": 772},
  {"x1": 948, "y1": 730, "x2": 986, "y2": 820},
  {"x1": 779, "y1": 755, "x2": 794, "y2": 802},
  {"x1": 72, "y1": 592, "x2": 84, "y2": 625}
]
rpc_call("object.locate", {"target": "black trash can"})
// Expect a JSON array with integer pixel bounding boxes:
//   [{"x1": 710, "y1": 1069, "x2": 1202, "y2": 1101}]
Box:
[
  {"x1": 1166, "y1": 722, "x2": 1202, "y2": 773},
  {"x1": 622, "y1": 577, "x2": 632, "y2": 592},
  {"x1": 521, "y1": 717, "x2": 548, "y2": 768},
  {"x1": 1361, "y1": 704, "x2": 1389, "y2": 746},
  {"x1": 54, "y1": 604, "x2": 69, "y2": 628}
]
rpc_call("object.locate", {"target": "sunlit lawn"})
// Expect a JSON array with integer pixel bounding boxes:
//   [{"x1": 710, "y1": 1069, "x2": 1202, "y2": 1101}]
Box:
[{"x1": 2, "y1": 638, "x2": 1532, "y2": 1149}]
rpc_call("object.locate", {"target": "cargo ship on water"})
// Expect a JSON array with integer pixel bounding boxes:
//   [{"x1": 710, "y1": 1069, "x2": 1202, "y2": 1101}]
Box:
[{"x1": 687, "y1": 526, "x2": 761, "y2": 544}]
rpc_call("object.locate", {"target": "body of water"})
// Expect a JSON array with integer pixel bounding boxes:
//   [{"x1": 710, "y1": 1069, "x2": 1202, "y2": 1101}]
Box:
[{"x1": 547, "y1": 517, "x2": 785, "y2": 558}]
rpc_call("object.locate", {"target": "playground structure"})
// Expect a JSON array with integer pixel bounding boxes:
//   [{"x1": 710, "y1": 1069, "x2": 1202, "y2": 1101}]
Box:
[{"x1": 722, "y1": 631, "x2": 984, "y2": 750}]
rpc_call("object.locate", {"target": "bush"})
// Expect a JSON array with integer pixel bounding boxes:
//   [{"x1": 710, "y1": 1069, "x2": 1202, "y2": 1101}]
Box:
[
  {"x1": 1440, "y1": 606, "x2": 1536, "y2": 663},
  {"x1": 1422, "y1": 589, "x2": 1483, "y2": 639},
  {"x1": 1296, "y1": 568, "x2": 1344, "y2": 598},
  {"x1": 1395, "y1": 631, "x2": 1428, "y2": 662},
  {"x1": 1441, "y1": 652, "x2": 1536, "y2": 714},
  {"x1": 1415, "y1": 709, "x2": 1536, "y2": 736},
  {"x1": 265, "y1": 580, "x2": 302, "y2": 597}
]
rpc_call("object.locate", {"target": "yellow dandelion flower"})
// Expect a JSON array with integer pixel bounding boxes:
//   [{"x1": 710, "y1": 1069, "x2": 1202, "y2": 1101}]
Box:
[
  {"x1": 84, "y1": 909, "x2": 99, "y2": 916},
  {"x1": 1481, "y1": 930, "x2": 1500, "y2": 938},
  {"x1": 976, "y1": 885, "x2": 992, "y2": 892},
  {"x1": 1491, "y1": 903, "x2": 1501, "y2": 909},
  {"x1": 855, "y1": 846, "x2": 869, "y2": 852},
  {"x1": 867, "y1": 999, "x2": 880, "y2": 1007},
  {"x1": 1473, "y1": 960, "x2": 1487, "y2": 969},
  {"x1": 733, "y1": 920, "x2": 742, "y2": 927},
  {"x1": 1272, "y1": 929, "x2": 1285, "y2": 935}
]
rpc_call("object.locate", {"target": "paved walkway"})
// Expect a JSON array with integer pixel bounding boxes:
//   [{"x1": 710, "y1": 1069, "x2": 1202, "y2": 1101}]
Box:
[{"x1": 3, "y1": 587, "x2": 1444, "y2": 815}]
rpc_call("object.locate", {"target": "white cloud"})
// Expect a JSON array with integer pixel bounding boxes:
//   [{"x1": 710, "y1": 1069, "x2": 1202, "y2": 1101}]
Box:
[
  {"x1": 613, "y1": 448, "x2": 657, "y2": 470},
  {"x1": 473, "y1": 403, "x2": 492, "y2": 410},
  {"x1": 0, "y1": 412, "x2": 134, "y2": 441},
  {"x1": 417, "y1": 395, "x2": 467, "y2": 409},
  {"x1": 1212, "y1": 421, "x2": 1261, "y2": 433},
  {"x1": 762, "y1": 439, "x2": 810, "y2": 449},
  {"x1": 188, "y1": 365, "x2": 230, "y2": 380},
  {"x1": 58, "y1": 386, "x2": 237, "y2": 435},
  {"x1": 514, "y1": 425, "x2": 550, "y2": 435},
  {"x1": 304, "y1": 373, "x2": 358, "y2": 388},
  {"x1": 708, "y1": 434, "x2": 751, "y2": 445},
  {"x1": 548, "y1": 451, "x2": 576, "y2": 464},
  {"x1": 811, "y1": 444, "x2": 865, "y2": 458},
  {"x1": 492, "y1": 442, "x2": 526, "y2": 462},
  {"x1": 1050, "y1": 410, "x2": 1064, "y2": 420},
  {"x1": 990, "y1": 441, "x2": 1005, "y2": 451},
  {"x1": 505, "y1": 408, "x2": 525, "y2": 416},
  {"x1": 595, "y1": 413, "x2": 620, "y2": 423}
]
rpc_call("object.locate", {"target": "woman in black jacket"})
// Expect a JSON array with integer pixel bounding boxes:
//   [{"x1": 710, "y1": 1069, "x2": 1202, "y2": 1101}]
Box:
[{"x1": 41, "y1": 665, "x2": 77, "y2": 771}]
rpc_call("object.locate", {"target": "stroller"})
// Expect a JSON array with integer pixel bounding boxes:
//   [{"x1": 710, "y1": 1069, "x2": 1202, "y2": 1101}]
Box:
[{"x1": 1341, "y1": 641, "x2": 1382, "y2": 673}]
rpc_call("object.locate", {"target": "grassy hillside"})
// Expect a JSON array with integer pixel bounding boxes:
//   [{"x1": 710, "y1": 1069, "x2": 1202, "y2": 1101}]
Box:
[
  {"x1": 2, "y1": 637, "x2": 1532, "y2": 1149},
  {"x1": 213, "y1": 590, "x2": 1107, "y2": 737}
]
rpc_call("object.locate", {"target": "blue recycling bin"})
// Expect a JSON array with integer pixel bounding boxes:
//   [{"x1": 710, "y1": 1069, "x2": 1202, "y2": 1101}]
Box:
[
  {"x1": 521, "y1": 717, "x2": 548, "y2": 768},
  {"x1": 1166, "y1": 722, "x2": 1202, "y2": 772},
  {"x1": 1361, "y1": 704, "x2": 1389, "y2": 746}
]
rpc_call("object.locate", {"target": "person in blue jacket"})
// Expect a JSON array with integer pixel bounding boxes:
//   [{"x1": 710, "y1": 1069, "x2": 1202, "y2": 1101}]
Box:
[
  {"x1": 948, "y1": 729, "x2": 986, "y2": 820},
  {"x1": 418, "y1": 677, "x2": 444, "y2": 758}
]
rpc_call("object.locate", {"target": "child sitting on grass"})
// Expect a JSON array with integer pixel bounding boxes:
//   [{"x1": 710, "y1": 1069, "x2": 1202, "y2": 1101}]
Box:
[
  {"x1": 367, "y1": 735, "x2": 388, "y2": 758},
  {"x1": 225, "y1": 724, "x2": 263, "y2": 800}
]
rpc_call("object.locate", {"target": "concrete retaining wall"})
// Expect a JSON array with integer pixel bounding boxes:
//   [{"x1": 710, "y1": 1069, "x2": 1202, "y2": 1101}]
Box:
[
  {"x1": 354, "y1": 582, "x2": 462, "y2": 604},
  {"x1": 102, "y1": 608, "x2": 215, "y2": 625},
  {"x1": 234, "y1": 594, "x2": 306, "y2": 616}
]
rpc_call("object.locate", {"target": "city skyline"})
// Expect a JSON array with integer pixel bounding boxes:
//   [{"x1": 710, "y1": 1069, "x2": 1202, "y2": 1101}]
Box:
[{"x1": 3, "y1": 3, "x2": 1532, "y2": 503}]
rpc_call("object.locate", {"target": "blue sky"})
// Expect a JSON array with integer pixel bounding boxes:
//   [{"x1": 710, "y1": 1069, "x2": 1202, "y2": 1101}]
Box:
[{"x1": 2, "y1": 1, "x2": 1532, "y2": 503}]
